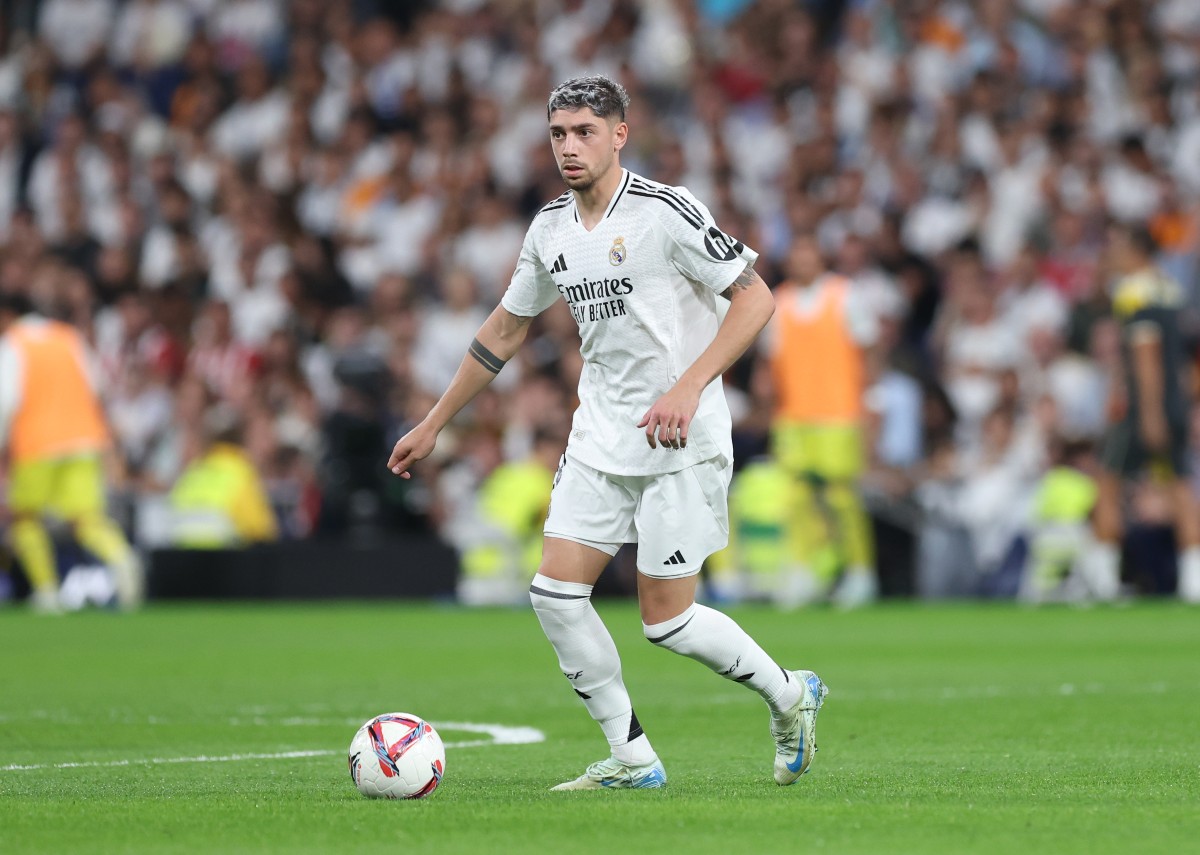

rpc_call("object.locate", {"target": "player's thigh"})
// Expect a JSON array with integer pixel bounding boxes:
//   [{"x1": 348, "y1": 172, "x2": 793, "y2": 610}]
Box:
[
  {"x1": 49, "y1": 455, "x2": 107, "y2": 520},
  {"x1": 7, "y1": 458, "x2": 57, "y2": 516},
  {"x1": 770, "y1": 421, "x2": 813, "y2": 477},
  {"x1": 634, "y1": 457, "x2": 731, "y2": 579},
  {"x1": 538, "y1": 535, "x2": 616, "y2": 587},
  {"x1": 542, "y1": 455, "x2": 636, "y2": 581},
  {"x1": 772, "y1": 422, "x2": 863, "y2": 481},
  {"x1": 810, "y1": 424, "x2": 864, "y2": 481}
]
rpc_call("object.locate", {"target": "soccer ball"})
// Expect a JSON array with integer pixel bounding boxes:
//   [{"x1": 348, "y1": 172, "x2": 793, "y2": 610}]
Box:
[{"x1": 348, "y1": 713, "x2": 446, "y2": 799}]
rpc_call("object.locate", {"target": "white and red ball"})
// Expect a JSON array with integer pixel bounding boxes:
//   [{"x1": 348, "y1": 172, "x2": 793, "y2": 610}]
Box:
[{"x1": 348, "y1": 713, "x2": 445, "y2": 799}]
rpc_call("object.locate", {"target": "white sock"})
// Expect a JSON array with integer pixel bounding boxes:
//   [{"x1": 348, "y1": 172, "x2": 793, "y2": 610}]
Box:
[
  {"x1": 529, "y1": 574, "x2": 656, "y2": 765},
  {"x1": 644, "y1": 603, "x2": 802, "y2": 714},
  {"x1": 1178, "y1": 546, "x2": 1200, "y2": 602},
  {"x1": 1084, "y1": 541, "x2": 1120, "y2": 601}
]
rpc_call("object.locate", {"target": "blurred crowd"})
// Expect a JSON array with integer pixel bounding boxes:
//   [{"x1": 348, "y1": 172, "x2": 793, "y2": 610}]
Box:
[{"x1": 0, "y1": 0, "x2": 1198, "y2": 599}]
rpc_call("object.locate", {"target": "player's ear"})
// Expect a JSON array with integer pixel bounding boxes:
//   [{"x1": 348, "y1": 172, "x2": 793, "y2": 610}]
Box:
[{"x1": 612, "y1": 121, "x2": 628, "y2": 152}]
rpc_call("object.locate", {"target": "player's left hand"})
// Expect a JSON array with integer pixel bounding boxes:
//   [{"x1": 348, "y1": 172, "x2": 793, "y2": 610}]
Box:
[{"x1": 638, "y1": 385, "x2": 700, "y2": 450}]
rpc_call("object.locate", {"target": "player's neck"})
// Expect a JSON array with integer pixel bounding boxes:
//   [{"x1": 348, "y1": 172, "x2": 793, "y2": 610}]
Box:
[{"x1": 572, "y1": 164, "x2": 624, "y2": 230}]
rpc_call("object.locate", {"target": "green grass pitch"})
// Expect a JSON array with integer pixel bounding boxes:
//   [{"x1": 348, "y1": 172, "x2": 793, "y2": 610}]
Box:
[{"x1": 2, "y1": 601, "x2": 1198, "y2": 854}]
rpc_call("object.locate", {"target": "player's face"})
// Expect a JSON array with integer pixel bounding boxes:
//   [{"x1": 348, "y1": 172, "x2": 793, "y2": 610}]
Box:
[
  {"x1": 549, "y1": 108, "x2": 627, "y2": 192},
  {"x1": 787, "y1": 237, "x2": 824, "y2": 284}
]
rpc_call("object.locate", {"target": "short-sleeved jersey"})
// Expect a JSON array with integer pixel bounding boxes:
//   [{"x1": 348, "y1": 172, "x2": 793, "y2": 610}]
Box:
[
  {"x1": 501, "y1": 169, "x2": 758, "y2": 476},
  {"x1": 1112, "y1": 267, "x2": 1190, "y2": 424}
]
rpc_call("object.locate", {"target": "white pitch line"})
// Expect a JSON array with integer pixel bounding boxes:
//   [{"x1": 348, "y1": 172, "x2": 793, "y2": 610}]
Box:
[
  {"x1": 0, "y1": 721, "x2": 544, "y2": 773},
  {"x1": 1, "y1": 750, "x2": 338, "y2": 772}
]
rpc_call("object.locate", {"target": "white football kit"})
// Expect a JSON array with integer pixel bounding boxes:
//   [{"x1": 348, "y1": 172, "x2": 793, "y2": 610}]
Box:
[{"x1": 500, "y1": 169, "x2": 758, "y2": 577}]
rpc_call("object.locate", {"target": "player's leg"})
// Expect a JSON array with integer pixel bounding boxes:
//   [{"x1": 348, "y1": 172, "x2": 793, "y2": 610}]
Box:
[
  {"x1": 1086, "y1": 424, "x2": 1133, "y2": 601},
  {"x1": 1085, "y1": 470, "x2": 1123, "y2": 601},
  {"x1": 639, "y1": 571, "x2": 801, "y2": 712},
  {"x1": 818, "y1": 425, "x2": 877, "y2": 608},
  {"x1": 1170, "y1": 480, "x2": 1200, "y2": 603},
  {"x1": 57, "y1": 456, "x2": 143, "y2": 608},
  {"x1": 1161, "y1": 423, "x2": 1200, "y2": 603},
  {"x1": 6, "y1": 458, "x2": 61, "y2": 612},
  {"x1": 534, "y1": 537, "x2": 664, "y2": 790},
  {"x1": 636, "y1": 459, "x2": 828, "y2": 784},
  {"x1": 534, "y1": 458, "x2": 663, "y2": 790},
  {"x1": 773, "y1": 423, "x2": 823, "y2": 605}
]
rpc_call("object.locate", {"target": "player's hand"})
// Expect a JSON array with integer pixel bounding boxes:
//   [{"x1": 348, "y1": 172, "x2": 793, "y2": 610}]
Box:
[
  {"x1": 638, "y1": 385, "x2": 701, "y2": 450},
  {"x1": 387, "y1": 421, "x2": 439, "y2": 479},
  {"x1": 1139, "y1": 412, "x2": 1169, "y2": 453}
]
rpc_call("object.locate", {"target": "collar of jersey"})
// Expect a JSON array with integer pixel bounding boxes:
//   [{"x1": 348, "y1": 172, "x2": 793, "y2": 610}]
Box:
[{"x1": 571, "y1": 169, "x2": 631, "y2": 232}]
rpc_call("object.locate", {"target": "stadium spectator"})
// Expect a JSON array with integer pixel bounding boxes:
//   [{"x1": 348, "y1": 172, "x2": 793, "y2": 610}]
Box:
[
  {"x1": 455, "y1": 425, "x2": 565, "y2": 607},
  {"x1": 167, "y1": 405, "x2": 279, "y2": 547}
]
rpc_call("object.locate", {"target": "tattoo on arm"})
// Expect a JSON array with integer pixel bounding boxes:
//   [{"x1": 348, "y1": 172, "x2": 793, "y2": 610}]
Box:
[
  {"x1": 720, "y1": 264, "x2": 760, "y2": 300},
  {"x1": 468, "y1": 337, "x2": 506, "y2": 374}
]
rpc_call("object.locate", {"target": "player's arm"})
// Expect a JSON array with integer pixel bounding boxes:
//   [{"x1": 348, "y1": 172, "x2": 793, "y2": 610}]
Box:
[
  {"x1": 1129, "y1": 321, "x2": 1168, "y2": 451},
  {"x1": 639, "y1": 264, "x2": 774, "y2": 449},
  {"x1": 387, "y1": 306, "x2": 534, "y2": 477}
]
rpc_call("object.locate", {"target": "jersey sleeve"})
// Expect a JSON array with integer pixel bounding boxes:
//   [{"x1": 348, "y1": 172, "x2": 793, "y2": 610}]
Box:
[
  {"x1": 657, "y1": 186, "x2": 759, "y2": 294},
  {"x1": 500, "y1": 226, "x2": 560, "y2": 318}
]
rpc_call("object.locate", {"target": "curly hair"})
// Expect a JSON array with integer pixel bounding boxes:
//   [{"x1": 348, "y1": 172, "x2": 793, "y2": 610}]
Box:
[{"x1": 546, "y1": 75, "x2": 630, "y2": 122}]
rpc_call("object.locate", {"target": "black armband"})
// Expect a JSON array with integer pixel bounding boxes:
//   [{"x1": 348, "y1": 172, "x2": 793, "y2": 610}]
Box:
[{"x1": 468, "y1": 337, "x2": 506, "y2": 374}]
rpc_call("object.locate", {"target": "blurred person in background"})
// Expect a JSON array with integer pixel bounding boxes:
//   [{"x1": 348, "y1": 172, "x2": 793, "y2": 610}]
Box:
[
  {"x1": 316, "y1": 312, "x2": 413, "y2": 537},
  {"x1": 0, "y1": 292, "x2": 142, "y2": 611},
  {"x1": 1090, "y1": 224, "x2": 1199, "y2": 602},
  {"x1": 456, "y1": 424, "x2": 567, "y2": 607},
  {"x1": 167, "y1": 405, "x2": 278, "y2": 548},
  {"x1": 1021, "y1": 438, "x2": 1099, "y2": 604},
  {"x1": 763, "y1": 233, "x2": 878, "y2": 608}
]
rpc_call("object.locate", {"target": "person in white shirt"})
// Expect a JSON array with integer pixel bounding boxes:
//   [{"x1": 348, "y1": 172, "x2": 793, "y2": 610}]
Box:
[
  {"x1": 387, "y1": 75, "x2": 827, "y2": 792},
  {"x1": 38, "y1": 0, "x2": 114, "y2": 71}
]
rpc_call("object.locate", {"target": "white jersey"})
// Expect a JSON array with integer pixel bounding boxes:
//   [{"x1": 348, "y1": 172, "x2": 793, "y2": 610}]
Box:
[{"x1": 501, "y1": 169, "x2": 758, "y2": 476}]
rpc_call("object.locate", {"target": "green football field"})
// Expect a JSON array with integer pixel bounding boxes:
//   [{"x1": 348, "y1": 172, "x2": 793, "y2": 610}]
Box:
[{"x1": 1, "y1": 601, "x2": 1198, "y2": 854}]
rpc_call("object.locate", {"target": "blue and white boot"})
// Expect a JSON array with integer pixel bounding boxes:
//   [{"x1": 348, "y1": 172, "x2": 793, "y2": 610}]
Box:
[
  {"x1": 551, "y1": 755, "x2": 667, "y2": 790},
  {"x1": 771, "y1": 670, "x2": 829, "y2": 785}
]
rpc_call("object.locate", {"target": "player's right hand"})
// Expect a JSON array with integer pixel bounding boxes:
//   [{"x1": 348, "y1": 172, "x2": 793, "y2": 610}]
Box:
[{"x1": 387, "y1": 423, "x2": 438, "y2": 479}]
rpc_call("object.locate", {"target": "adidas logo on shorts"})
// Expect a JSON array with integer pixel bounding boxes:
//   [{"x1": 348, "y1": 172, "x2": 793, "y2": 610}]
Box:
[{"x1": 663, "y1": 549, "x2": 686, "y2": 566}]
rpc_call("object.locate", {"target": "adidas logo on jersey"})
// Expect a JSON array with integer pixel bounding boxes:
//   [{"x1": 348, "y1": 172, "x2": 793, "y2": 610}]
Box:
[
  {"x1": 663, "y1": 549, "x2": 686, "y2": 566},
  {"x1": 549, "y1": 253, "x2": 568, "y2": 274}
]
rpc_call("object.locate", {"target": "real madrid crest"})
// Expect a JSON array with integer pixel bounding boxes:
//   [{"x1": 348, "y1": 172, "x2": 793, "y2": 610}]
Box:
[{"x1": 609, "y1": 236, "x2": 626, "y2": 266}]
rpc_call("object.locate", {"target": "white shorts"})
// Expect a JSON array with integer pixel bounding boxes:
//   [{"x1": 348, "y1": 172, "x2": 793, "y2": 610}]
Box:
[{"x1": 543, "y1": 455, "x2": 732, "y2": 579}]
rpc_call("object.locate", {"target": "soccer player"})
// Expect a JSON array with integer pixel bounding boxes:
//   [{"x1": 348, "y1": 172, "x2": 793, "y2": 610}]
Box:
[
  {"x1": 0, "y1": 293, "x2": 143, "y2": 612},
  {"x1": 1088, "y1": 224, "x2": 1200, "y2": 602},
  {"x1": 387, "y1": 76, "x2": 827, "y2": 789}
]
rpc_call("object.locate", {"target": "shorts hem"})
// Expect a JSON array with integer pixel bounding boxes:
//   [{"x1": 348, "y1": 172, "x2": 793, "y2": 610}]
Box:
[
  {"x1": 543, "y1": 531, "x2": 622, "y2": 557},
  {"x1": 636, "y1": 563, "x2": 703, "y2": 580}
]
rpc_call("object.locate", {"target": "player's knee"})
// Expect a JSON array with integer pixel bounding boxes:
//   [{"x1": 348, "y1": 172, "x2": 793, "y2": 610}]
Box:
[
  {"x1": 643, "y1": 602, "x2": 697, "y2": 647},
  {"x1": 528, "y1": 573, "x2": 591, "y2": 610}
]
